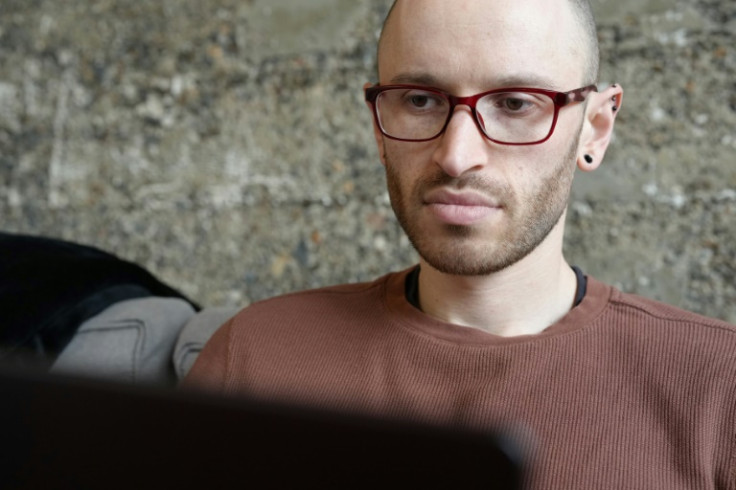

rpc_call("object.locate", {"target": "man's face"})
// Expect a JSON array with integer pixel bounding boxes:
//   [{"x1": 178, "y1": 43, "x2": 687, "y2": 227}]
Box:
[{"x1": 374, "y1": 0, "x2": 589, "y2": 276}]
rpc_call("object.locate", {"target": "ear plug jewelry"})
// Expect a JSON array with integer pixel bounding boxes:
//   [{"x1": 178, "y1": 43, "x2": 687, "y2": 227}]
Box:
[{"x1": 584, "y1": 154, "x2": 594, "y2": 164}]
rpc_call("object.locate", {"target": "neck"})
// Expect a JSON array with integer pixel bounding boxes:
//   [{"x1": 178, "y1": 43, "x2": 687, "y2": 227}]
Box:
[{"x1": 416, "y1": 225, "x2": 578, "y2": 337}]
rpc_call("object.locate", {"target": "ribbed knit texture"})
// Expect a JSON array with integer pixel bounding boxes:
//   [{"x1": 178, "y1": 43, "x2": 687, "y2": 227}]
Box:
[{"x1": 185, "y1": 269, "x2": 736, "y2": 489}]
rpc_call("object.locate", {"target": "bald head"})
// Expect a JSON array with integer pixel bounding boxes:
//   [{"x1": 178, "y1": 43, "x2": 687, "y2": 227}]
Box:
[{"x1": 377, "y1": 0, "x2": 600, "y2": 86}]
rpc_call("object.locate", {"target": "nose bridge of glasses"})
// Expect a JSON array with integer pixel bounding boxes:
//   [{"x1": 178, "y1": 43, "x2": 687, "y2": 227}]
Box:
[
  {"x1": 447, "y1": 93, "x2": 483, "y2": 111},
  {"x1": 445, "y1": 93, "x2": 487, "y2": 137}
]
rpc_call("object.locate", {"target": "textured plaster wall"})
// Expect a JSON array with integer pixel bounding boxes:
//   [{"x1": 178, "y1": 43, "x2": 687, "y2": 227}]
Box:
[{"x1": 1, "y1": 0, "x2": 734, "y2": 322}]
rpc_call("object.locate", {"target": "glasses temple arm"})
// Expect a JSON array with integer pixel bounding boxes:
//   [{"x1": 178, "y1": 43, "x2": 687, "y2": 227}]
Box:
[{"x1": 559, "y1": 85, "x2": 598, "y2": 106}]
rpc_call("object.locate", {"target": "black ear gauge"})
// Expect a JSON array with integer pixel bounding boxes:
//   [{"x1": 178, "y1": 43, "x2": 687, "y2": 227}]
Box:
[{"x1": 584, "y1": 154, "x2": 594, "y2": 164}]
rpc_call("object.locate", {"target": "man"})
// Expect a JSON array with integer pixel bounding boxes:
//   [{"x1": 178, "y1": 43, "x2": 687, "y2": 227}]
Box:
[{"x1": 185, "y1": 1, "x2": 736, "y2": 488}]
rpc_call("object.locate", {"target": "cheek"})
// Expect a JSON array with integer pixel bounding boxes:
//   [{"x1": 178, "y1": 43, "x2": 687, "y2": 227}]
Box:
[
  {"x1": 499, "y1": 147, "x2": 545, "y2": 187},
  {"x1": 383, "y1": 141, "x2": 437, "y2": 183},
  {"x1": 506, "y1": 143, "x2": 576, "y2": 197},
  {"x1": 384, "y1": 140, "x2": 436, "y2": 165}
]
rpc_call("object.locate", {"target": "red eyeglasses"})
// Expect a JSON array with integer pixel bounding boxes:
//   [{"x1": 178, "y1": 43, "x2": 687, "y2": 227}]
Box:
[{"x1": 365, "y1": 84, "x2": 597, "y2": 145}]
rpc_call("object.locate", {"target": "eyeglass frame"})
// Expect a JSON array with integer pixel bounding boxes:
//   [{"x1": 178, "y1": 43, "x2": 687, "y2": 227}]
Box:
[{"x1": 364, "y1": 83, "x2": 598, "y2": 146}]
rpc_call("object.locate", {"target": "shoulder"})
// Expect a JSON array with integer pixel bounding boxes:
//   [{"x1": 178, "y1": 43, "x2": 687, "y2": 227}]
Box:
[
  {"x1": 584, "y1": 279, "x2": 736, "y2": 407},
  {"x1": 589, "y1": 277, "x2": 736, "y2": 356},
  {"x1": 226, "y1": 271, "x2": 404, "y2": 332},
  {"x1": 606, "y1": 284, "x2": 735, "y2": 333},
  {"x1": 248, "y1": 272, "x2": 391, "y2": 311}
]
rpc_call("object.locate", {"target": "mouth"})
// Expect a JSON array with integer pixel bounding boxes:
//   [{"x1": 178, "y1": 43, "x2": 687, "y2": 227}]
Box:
[{"x1": 423, "y1": 189, "x2": 502, "y2": 226}]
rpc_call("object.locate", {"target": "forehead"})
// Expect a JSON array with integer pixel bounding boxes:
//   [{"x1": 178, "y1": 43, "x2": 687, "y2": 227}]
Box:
[{"x1": 379, "y1": 0, "x2": 584, "y2": 91}]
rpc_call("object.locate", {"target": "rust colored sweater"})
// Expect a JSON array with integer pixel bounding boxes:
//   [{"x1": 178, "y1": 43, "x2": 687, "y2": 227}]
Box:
[{"x1": 185, "y1": 269, "x2": 736, "y2": 489}]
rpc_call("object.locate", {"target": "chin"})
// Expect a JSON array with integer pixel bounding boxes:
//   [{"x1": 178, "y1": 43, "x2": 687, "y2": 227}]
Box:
[
  {"x1": 414, "y1": 239, "x2": 525, "y2": 276},
  {"x1": 421, "y1": 254, "x2": 524, "y2": 276}
]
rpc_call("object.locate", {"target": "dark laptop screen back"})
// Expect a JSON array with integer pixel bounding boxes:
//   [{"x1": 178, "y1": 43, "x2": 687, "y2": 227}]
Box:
[{"x1": 1, "y1": 366, "x2": 524, "y2": 489}]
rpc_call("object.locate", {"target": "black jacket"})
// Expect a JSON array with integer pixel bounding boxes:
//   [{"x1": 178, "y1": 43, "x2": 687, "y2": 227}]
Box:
[{"x1": 0, "y1": 232, "x2": 198, "y2": 367}]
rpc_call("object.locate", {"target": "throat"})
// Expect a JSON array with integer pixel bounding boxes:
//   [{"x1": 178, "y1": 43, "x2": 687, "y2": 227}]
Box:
[{"x1": 405, "y1": 264, "x2": 585, "y2": 336}]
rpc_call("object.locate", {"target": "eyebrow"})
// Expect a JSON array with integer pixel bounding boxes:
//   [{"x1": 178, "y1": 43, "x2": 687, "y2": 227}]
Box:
[
  {"x1": 387, "y1": 72, "x2": 565, "y2": 91},
  {"x1": 389, "y1": 73, "x2": 441, "y2": 86}
]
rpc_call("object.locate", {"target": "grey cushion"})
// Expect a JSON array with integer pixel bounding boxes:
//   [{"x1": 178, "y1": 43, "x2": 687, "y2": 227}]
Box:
[
  {"x1": 50, "y1": 297, "x2": 196, "y2": 386},
  {"x1": 173, "y1": 307, "x2": 238, "y2": 381}
]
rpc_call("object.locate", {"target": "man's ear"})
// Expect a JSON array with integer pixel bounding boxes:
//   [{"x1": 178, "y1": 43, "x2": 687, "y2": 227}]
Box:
[
  {"x1": 363, "y1": 82, "x2": 387, "y2": 166},
  {"x1": 577, "y1": 84, "x2": 624, "y2": 172}
]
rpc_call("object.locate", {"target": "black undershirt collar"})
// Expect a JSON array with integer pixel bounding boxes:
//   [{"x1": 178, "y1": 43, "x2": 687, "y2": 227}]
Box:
[{"x1": 405, "y1": 265, "x2": 588, "y2": 311}]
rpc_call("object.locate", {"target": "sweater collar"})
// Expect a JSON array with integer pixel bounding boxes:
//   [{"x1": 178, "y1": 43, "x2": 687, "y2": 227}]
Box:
[{"x1": 384, "y1": 267, "x2": 612, "y2": 346}]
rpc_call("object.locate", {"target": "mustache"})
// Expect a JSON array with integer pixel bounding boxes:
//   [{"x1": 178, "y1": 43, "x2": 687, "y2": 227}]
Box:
[{"x1": 417, "y1": 171, "x2": 513, "y2": 201}]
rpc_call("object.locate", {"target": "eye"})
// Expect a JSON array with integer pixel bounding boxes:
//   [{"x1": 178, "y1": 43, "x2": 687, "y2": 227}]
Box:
[
  {"x1": 410, "y1": 95, "x2": 431, "y2": 108},
  {"x1": 481, "y1": 92, "x2": 548, "y2": 118},
  {"x1": 502, "y1": 97, "x2": 527, "y2": 111},
  {"x1": 400, "y1": 90, "x2": 446, "y2": 112}
]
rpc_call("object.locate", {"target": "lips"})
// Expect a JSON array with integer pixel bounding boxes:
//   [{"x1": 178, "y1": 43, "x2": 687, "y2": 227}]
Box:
[
  {"x1": 424, "y1": 189, "x2": 499, "y2": 207},
  {"x1": 423, "y1": 188, "x2": 502, "y2": 226}
]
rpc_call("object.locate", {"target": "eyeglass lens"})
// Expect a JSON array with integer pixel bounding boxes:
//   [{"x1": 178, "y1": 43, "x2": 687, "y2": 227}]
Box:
[{"x1": 376, "y1": 88, "x2": 557, "y2": 143}]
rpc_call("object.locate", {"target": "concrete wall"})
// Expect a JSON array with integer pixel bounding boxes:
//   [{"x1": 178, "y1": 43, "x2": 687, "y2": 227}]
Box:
[{"x1": 1, "y1": 0, "x2": 734, "y2": 322}]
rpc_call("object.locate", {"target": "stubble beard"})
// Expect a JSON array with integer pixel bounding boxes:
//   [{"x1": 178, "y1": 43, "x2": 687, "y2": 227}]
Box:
[{"x1": 385, "y1": 140, "x2": 578, "y2": 277}]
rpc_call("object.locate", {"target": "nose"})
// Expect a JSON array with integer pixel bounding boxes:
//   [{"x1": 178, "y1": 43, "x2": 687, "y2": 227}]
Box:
[{"x1": 432, "y1": 106, "x2": 489, "y2": 178}]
